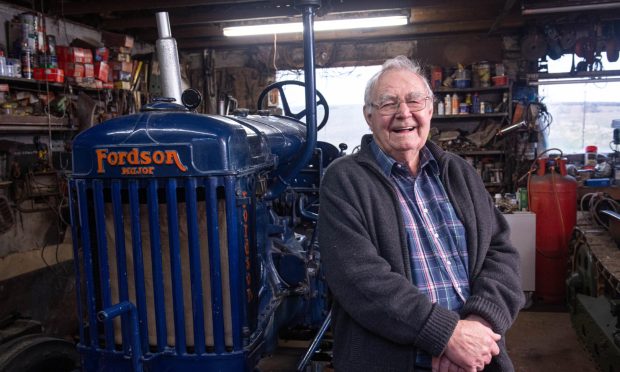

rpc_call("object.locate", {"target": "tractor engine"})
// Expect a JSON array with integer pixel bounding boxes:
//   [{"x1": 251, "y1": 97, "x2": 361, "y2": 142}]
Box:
[{"x1": 68, "y1": 97, "x2": 337, "y2": 371}]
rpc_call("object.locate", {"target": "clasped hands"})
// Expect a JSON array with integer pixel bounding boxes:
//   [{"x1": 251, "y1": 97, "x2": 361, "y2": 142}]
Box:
[{"x1": 431, "y1": 315, "x2": 501, "y2": 372}]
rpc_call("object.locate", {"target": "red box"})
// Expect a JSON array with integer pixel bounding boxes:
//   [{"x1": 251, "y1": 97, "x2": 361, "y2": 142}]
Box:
[
  {"x1": 33, "y1": 68, "x2": 65, "y2": 83},
  {"x1": 94, "y1": 62, "x2": 109, "y2": 82},
  {"x1": 68, "y1": 47, "x2": 84, "y2": 63},
  {"x1": 65, "y1": 63, "x2": 85, "y2": 78},
  {"x1": 83, "y1": 49, "x2": 93, "y2": 64},
  {"x1": 57, "y1": 47, "x2": 85, "y2": 64},
  {"x1": 83, "y1": 63, "x2": 94, "y2": 78}
]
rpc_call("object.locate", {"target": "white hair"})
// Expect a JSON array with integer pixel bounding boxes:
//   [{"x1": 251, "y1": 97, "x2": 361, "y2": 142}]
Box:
[{"x1": 363, "y1": 56, "x2": 433, "y2": 114}]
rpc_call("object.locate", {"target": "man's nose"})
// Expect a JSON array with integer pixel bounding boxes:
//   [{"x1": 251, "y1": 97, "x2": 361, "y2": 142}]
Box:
[{"x1": 395, "y1": 101, "x2": 411, "y2": 117}]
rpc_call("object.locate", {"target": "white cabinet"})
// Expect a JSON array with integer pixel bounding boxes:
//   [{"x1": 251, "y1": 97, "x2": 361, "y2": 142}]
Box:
[{"x1": 503, "y1": 212, "x2": 536, "y2": 292}]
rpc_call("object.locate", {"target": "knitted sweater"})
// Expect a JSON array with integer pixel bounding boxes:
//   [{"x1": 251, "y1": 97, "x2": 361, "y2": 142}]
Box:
[{"x1": 318, "y1": 135, "x2": 524, "y2": 372}]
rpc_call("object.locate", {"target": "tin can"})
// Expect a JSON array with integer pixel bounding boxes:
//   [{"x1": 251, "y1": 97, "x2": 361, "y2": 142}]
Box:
[
  {"x1": 21, "y1": 50, "x2": 33, "y2": 79},
  {"x1": 431, "y1": 66, "x2": 443, "y2": 90},
  {"x1": 477, "y1": 61, "x2": 491, "y2": 87}
]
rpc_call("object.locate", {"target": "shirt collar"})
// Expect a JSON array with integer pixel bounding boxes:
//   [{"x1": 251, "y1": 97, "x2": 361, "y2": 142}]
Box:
[{"x1": 369, "y1": 139, "x2": 439, "y2": 178}]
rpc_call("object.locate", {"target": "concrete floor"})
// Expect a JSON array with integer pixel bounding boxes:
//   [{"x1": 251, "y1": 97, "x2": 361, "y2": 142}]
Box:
[
  {"x1": 507, "y1": 307, "x2": 597, "y2": 372},
  {"x1": 257, "y1": 301, "x2": 599, "y2": 372}
]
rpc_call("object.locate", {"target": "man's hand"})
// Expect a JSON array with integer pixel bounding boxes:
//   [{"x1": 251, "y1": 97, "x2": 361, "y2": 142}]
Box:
[
  {"x1": 441, "y1": 318, "x2": 501, "y2": 371},
  {"x1": 432, "y1": 355, "x2": 466, "y2": 372}
]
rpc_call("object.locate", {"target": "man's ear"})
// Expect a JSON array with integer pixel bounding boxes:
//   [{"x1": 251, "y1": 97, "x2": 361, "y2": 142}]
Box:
[{"x1": 363, "y1": 106, "x2": 372, "y2": 127}]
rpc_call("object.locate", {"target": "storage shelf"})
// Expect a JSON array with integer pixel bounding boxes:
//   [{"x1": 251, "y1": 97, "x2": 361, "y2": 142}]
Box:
[
  {"x1": 456, "y1": 150, "x2": 504, "y2": 156},
  {"x1": 433, "y1": 113, "x2": 508, "y2": 119},
  {"x1": 0, "y1": 114, "x2": 73, "y2": 132},
  {"x1": 434, "y1": 85, "x2": 510, "y2": 94},
  {"x1": 0, "y1": 76, "x2": 107, "y2": 93}
]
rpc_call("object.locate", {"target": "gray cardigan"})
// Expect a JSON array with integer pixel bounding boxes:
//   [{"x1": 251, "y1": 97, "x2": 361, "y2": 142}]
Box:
[{"x1": 318, "y1": 135, "x2": 524, "y2": 372}]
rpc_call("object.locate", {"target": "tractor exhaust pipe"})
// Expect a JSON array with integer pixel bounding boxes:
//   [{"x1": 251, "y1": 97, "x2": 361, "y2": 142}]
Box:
[
  {"x1": 155, "y1": 12, "x2": 183, "y2": 104},
  {"x1": 265, "y1": 0, "x2": 321, "y2": 200}
]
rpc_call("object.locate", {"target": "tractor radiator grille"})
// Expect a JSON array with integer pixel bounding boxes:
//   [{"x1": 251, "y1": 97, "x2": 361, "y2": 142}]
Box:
[{"x1": 69, "y1": 176, "x2": 245, "y2": 358}]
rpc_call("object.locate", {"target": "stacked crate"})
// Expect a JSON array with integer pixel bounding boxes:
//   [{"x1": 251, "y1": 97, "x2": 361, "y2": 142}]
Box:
[{"x1": 103, "y1": 32, "x2": 135, "y2": 91}]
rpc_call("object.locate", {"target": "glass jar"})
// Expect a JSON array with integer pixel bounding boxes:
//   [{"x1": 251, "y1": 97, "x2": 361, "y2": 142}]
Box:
[{"x1": 584, "y1": 145, "x2": 597, "y2": 169}]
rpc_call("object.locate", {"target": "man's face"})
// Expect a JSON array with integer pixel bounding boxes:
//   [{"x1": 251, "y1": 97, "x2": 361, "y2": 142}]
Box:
[{"x1": 364, "y1": 69, "x2": 433, "y2": 163}]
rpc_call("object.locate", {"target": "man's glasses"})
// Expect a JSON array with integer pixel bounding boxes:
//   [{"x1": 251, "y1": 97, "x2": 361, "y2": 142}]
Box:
[{"x1": 371, "y1": 96, "x2": 430, "y2": 116}]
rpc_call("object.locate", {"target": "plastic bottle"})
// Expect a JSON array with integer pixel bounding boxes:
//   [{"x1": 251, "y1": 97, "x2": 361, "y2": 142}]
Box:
[
  {"x1": 445, "y1": 94, "x2": 452, "y2": 116},
  {"x1": 584, "y1": 145, "x2": 597, "y2": 169},
  {"x1": 465, "y1": 93, "x2": 472, "y2": 113},
  {"x1": 472, "y1": 92, "x2": 479, "y2": 114},
  {"x1": 451, "y1": 94, "x2": 459, "y2": 115},
  {"x1": 437, "y1": 100, "x2": 445, "y2": 116}
]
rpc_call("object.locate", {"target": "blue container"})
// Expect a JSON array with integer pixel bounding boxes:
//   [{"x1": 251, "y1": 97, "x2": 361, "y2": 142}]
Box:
[{"x1": 455, "y1": 79, "x2": 471, "y2": 88}]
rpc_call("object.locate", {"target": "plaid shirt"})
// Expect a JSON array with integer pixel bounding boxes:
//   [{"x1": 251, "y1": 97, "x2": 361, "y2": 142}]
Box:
[{"x1": 370, "y1": 140, "x2": 469, "y2": 368}]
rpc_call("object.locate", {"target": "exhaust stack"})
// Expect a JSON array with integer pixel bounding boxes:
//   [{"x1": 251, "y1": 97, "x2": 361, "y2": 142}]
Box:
[{"x1": 155, "y1": 12, "x2": 183, "y2": 104}]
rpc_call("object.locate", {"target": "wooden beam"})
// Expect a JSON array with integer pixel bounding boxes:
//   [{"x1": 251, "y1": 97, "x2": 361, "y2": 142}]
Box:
[
  {"x1": 176, "y1": 17, "x2": 523, "y2": 50},
  {"x1": 57, "y1": 0, "x2": 269, "y2": 16},
  {"x1": 99, "y1": 0, "x2": 419, "y2": 30}
]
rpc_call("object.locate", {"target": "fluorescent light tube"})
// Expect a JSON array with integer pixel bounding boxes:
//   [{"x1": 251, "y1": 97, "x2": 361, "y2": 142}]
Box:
[{"x1": 223, "y1": 15, "x2": 408, "y2": 37}]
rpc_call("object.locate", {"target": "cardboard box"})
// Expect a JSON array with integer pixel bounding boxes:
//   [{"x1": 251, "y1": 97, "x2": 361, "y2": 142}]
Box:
[
  {"x1": 113, "y1": 53, "x2": 132, "y2": 62},
  {"x1": 65, "y1": 63, "x2": 85, "y2": 78},
  {"x1": 112, "y1": 70, "x2": 132, "y2": 82},
  {"x1": 33, "y1": 68, "x2": 65, "y2": 83},
  {"x1": 83, "y1": 63, "x2": 94, "y2": 78},
  {"x1": 83, "y1": 49, "x2": 93, "y2": 64},
  {"x1": 94, "y1": 61, "x2": 109, "y2": 82},
  {"x1": 95, "y1": 47, "x2": 109, "y2": 62},
  {"x1": 57, "y1": 46, "x2": 85, "y2": 64},
  {"x1": 112, "y1": 61, "x2": 133, "y2": 73},
  {"x1": 113, "y1": 81, "x2": 131, "y2": 90},
  {"x1": 102, "y1": 31, "x2": 134, "y2": 48}
]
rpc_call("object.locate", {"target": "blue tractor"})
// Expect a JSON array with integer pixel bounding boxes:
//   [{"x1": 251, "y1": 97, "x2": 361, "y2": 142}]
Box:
[{"x1": 68, "y1": 2, "x2": 337, "y2": 371}]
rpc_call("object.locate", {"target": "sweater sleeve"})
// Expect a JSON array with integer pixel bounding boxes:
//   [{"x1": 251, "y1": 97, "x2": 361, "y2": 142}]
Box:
[{"x1": 319, "y1": 161, "x2": 460, "y2": 356}]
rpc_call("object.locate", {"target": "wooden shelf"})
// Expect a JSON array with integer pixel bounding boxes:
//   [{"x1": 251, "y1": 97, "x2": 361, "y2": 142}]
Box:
[
  {"x1": 434, "y1": 85, "x2": 511, "y2": 94},
  {"x1": 456, "y1": 150, "x2": 504, "y2": 156},
  {"x1": 0, "y1": 76, "x2": 108, "y2": 93},
  {"x1": 433, "y1": 113, "x2": 508, "y2": 119},
  {"x1": 0, "y1": 114, "x2": 72, "y2": 132}
]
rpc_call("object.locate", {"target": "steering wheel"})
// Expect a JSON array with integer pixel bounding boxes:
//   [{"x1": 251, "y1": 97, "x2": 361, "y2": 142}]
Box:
[{"x1": 257, "y1": 80, "x2": 329, "y2": 131}]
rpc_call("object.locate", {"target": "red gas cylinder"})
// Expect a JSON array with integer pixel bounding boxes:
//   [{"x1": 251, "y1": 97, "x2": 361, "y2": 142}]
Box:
[{"x1": 529, "y1": 157, "x2": 577, "y2": 303}]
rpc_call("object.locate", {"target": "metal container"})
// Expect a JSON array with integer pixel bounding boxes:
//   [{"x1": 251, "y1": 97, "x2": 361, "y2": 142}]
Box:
[{"x1": 477, "y1": 61, "x2": 491, "y2": 87}]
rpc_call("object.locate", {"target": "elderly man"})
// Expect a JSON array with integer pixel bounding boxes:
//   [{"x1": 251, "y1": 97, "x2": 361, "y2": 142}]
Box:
[{"x1": 318, "y1": 55, "x2": 524, "y2": 372}]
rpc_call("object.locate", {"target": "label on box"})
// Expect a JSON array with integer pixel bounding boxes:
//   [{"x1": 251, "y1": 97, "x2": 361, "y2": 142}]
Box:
[
  {"x1": 65, "y1": 63, "x2": 85, "y2": 78},
  {"x1": 84, "y1": 63, "x2": 95, "y2": 78},
  {"x1": 95, "y1": 61, "x2": 109, "y2": 82}
]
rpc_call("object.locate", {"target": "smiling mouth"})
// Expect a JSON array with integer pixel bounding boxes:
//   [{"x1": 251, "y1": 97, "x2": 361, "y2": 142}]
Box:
[{"x1": 392, "y1": 126, "x2": 416, "y2": 133}]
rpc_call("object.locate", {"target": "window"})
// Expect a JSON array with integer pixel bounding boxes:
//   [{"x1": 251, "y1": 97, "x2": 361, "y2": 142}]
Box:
[
  {"x1": 538, "y1": 53, "x2": 620, "y2": 155},
  {"x1": 276, "y1": 65, "x2": 381, "y2": 150}
]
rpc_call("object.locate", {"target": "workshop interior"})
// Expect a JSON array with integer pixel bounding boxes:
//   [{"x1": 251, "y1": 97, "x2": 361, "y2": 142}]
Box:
[{"x1": 0, "y1": 0, "x2": 619, "y2": 371}]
